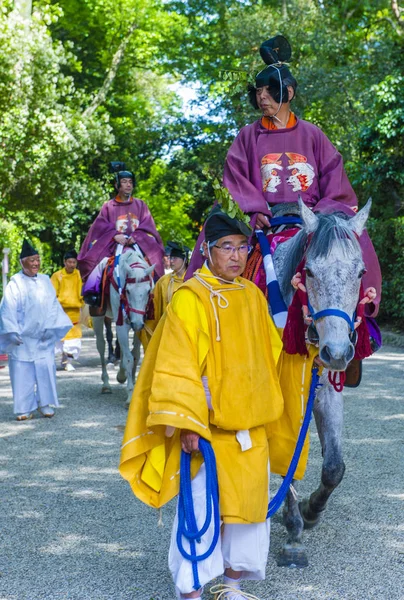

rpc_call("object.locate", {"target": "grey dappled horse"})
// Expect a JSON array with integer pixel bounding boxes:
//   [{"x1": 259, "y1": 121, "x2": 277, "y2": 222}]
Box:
[
  {"x1": 92, "y1": 248, "x2": 155, "y2": 405},
  {"x1": 272, "y1": 199, "x2": 371, "y2": 567}
]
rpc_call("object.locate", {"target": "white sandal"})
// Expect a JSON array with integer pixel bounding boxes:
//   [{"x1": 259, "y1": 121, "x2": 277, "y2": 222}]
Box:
[
  {"x1": 38, "y1": 406, "x2": 55, "y2": 418},
  {"x1": 16, "y1": 413, "x2": 33, "y2": 421},
  {"x1": 210, "y1": 584, "x2": 261, "y2": 600}
]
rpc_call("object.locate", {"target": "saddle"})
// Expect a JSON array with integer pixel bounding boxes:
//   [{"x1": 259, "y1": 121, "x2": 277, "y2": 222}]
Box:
[{"x1": 87, "y1": 257, "x2": 115, "y2": 317}]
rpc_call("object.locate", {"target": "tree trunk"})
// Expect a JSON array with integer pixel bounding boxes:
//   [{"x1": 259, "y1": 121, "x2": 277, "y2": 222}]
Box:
[{"x1": 83, "y1": 21, "x2": 138, "y2": 118}]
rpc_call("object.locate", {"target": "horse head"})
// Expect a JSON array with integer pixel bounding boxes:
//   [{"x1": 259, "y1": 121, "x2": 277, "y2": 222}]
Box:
[
  {"x1": 116, "y1": 249, "x2": 155, "y2": 331},
  {"x1": 299, "y1": 199, "x2": 371, "y2": 371}
]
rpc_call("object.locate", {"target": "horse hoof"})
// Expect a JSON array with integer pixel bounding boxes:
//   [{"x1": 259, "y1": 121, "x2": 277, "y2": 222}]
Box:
[
  {"x1": 101, "y1": 386, "x2": 112, "y2": 394},
  {"x1": 116, "y1": 373, "x2": 127, "y2": 384},
  {"x1": 299, "y1": 499, "x2": 322, "y2": 530},
  {"x1": 277, "y1": 544, "x2": 308, "y2": 568}
]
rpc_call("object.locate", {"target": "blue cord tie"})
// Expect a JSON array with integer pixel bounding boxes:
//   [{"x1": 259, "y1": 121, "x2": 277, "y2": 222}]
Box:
[
  {"x1": 177, "y1": 438, "x2": 220, "y2": 590},
  {"x1": 267, "y1": 366, "x2": 320, "y2": 517},
  {"x1": 177, "y1": 367, "x2": 321, "y2": 589}
]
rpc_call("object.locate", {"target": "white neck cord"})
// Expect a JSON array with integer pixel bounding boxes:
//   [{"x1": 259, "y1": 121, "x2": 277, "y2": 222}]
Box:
[{"x1": 194, "y1": 270, "x2": 245, "y2": 342}]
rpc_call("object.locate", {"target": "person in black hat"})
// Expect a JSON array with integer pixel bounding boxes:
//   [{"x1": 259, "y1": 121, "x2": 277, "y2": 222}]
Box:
[
  {"x1": 142, "y1": 241, "x2": 191, "y2": 346},
  {"x1": 77, "y1": 164, "x2": 164, "y2": 311},
  {"x1": 51, "y1": 249, "x2": 84, "y2": 371},
  {"x1": 0, "y1": 240, "x2": 71, "y2": 420},
  {"x1": 120, "y1": 204, "x2": 284, "y2": 600},
  {"x1": 186, "y1": 36, "x2": 381, "y2": 322}
]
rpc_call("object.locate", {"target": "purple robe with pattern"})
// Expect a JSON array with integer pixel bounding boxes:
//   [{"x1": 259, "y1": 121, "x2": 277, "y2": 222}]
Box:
[
  {"x1": 186, "y1": 118, "x2": 381, "y2": 316},
  {"x1": 78, "y1": 197, "x2": 164, "y2": 292}
]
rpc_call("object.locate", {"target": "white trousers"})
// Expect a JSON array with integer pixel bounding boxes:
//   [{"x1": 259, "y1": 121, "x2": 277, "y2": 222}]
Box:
[
  {"x1": 55, "y1": 338, "x2": 82, "y2": 360},
  {"x1": 9, "y1": 354, "x2": 59, "y2": 414},
  {"x1": 169, "y1": 464, "x2": 270, "y2": 597}
]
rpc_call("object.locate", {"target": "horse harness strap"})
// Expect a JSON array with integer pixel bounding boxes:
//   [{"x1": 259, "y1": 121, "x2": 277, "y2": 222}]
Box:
[
  {"x1": 110, "y1": 253, "x2": 153, "y2": 325},
  {"x1": 110, "y1": 275, "x2": 149, "y2": 318}
]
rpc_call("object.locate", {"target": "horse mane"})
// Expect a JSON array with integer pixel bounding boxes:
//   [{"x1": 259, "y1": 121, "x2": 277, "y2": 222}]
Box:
[
  {"x1": 119, "y1": 248, "x2": 149, "y2": 282},
  {"x1": 279, "y1": 229, "x2": 308, "y2": 299},
  {"x1": 306, "y1": 212, "x2": 361, "y2": 261},
  {"x1": 279, "y1": 212, "x2": 361, "y2": 299}
]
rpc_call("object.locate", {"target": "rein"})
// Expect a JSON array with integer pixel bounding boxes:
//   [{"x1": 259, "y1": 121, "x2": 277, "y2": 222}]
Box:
[{"x1": 178, "y1": 367, "x2": 321, "y2": 591}]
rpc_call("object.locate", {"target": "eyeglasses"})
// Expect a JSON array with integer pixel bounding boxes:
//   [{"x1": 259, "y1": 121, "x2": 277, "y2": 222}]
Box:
[{"x1": 214, "y1": 243, "x2": 252, "y2": 256}]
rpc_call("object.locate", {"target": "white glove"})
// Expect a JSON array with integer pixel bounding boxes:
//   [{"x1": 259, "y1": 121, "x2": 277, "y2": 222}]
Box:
[{"x1": 9, "y1": 333, "x2": 23, "y2": 345}]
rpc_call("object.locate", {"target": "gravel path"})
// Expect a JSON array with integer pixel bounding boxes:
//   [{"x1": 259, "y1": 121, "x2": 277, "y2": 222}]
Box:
[{"x1": 0, "y1": 332, "x2": 403, "y2": 600}]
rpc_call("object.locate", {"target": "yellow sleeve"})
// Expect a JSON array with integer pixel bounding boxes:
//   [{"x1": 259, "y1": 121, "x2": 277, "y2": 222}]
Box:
[
  {"x1": 170, "y1": 288, "x2": 210, "y2": 371},
  {"x1": 50, "y1": 272, "x2": 61, "y2": 297}
]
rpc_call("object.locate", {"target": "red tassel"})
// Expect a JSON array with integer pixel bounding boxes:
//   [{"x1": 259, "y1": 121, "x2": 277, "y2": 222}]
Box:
[
  {"x1": 282, "y1": 294, "x2": 309, "y2": 356},
  {"x1": 354, "y1": 317, "x2": 373, "y2": 360},
  {"x1": 282, "y1": 258, "x2": 308, "y2": 356},
  {"x1": 146, "y1": 292, "x2": 155, "y2": 320}
]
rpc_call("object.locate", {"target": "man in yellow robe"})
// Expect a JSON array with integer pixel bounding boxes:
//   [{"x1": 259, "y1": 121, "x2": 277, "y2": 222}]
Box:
[
  {"x1": 120, "y1": 205, "x2": 284, "y2": 600},
  {"x1": 51, "y1": 250, "x2": 84, "y2": 371},
  {"x1": 143, "y1": 241, "x2": 190, "y2": 346}
]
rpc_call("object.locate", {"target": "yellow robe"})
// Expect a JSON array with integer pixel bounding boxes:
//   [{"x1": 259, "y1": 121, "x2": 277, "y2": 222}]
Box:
[
  {"x1": 51, "y1": 268, "x2": 84, "y2": 340},
  {"x1": 120, "y1": 265, "x2": 284, "y2": 524},
  {"x1": 141, "y1": 271, "x2": 185, "y2": 348}
]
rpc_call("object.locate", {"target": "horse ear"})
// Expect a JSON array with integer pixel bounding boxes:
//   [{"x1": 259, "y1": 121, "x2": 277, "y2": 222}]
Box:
[
  {"x1": 145, "y1": 264, "x2": 156, "y2": 277},
  {"x1": 348, "y1": 198, "x2": 372, "y2": 237},
  {"x1": 298, "y1": 196, "x2": 319, "y2": 233},
  {"x1": 118, "y1": 249, "x2": 130, "y2": 264}
]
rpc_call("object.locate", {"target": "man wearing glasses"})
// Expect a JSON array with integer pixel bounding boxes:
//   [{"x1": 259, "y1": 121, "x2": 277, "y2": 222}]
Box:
[{"x1": 120, "y1": 204, "x2": 284, "y2": 600}]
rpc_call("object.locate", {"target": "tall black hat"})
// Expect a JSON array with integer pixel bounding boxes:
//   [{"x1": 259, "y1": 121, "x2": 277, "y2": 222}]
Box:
[
  {"x1": 205, "y1": 205, "x2": 251, "y2": 243},
  {"x1": 166, "y1": 241, "x2": 191, "y2": 260},
  {"x1": 116, "y1": 170, "x2": 135, "y2": 185},
  {"x1": 20, "y1": 239, "x2": 39, "y2": 260},
  {"x1": 108, "y1": 162, "x2": 136, "y2": 188},
  {"x1": 64, "y1": 249, "x2": 78, "y2": 260},
  {"x1": 255, "y1": 35, "x2": 294, "y2": 103}
]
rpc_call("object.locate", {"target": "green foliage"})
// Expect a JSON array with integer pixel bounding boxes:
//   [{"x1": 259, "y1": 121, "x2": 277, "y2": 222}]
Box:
[
  {"x1": 1, "y1": 0, "x2": 403, "y2": 325},
  {"x1": 367, "y1": 217, "x2": 404, "y2": 327},
  {"x1": 209, "y1": 176, "x2": 251, "y2": 227}
]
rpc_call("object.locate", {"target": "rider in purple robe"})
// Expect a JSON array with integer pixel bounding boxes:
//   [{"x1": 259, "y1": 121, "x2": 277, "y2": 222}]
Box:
[
  {"x1": 78, "y1": 169, "x2": 164, "y2": 305},
  {"x1": 187, "y1": 36, "x2": 381, "y2": 317}
]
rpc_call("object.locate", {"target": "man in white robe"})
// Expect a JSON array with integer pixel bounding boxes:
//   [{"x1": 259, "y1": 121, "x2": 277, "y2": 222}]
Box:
[{"x1": 0, "y1": 240, "x2": 72, "y2": 421}]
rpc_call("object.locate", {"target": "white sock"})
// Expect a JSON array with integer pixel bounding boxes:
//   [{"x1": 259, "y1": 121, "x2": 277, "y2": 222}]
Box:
[
  {"x1": 223, "y1": 576, "x2": 241, "y2": 589},
  {"x1": 222, "y1": 576, "x2": 245, "y2": 600}
]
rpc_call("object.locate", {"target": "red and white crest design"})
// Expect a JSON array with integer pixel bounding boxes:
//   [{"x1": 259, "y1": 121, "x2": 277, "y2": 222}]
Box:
[
  {"x1": 116, "y1": 214, "x2": 129, "y2": 233},
  {"x1": 129, "y1": 212, "x2": 139, "y2": 231},
  {"x1": 261, "y1": 153, "x2": 283, "y2": 193},
  {"x1": 285, "y1": 152, "x2": 315, "y2": 193}
]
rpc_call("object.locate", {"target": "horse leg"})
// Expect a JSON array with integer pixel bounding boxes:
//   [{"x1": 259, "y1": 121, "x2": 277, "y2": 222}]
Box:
[
  {"x1": 300, "y1": 373, "x2": 345, "y2": 529},
  {"x1": 116, "y1": 324, "x2": 134, "y2": 406},
  {"x1": 132, "y1": 334, "x2": 141, "y2": 378},
  {"x1": 92, "y1": 316, "x2": 112, "y2": 394},
  {"x1": 277, "y1": 480, "x2": 308, "y2": 568},
  {"x1": 104, "y1": 317, "x2": 115, "y2": 364}
]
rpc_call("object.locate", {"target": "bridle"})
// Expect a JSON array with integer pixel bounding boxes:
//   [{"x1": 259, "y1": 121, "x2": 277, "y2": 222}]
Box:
[{"x1": 111, "y1": 258, "x2": 154, "y2": 326}]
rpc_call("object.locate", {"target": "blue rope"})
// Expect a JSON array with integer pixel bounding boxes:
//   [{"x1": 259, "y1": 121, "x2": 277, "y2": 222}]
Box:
[
  {"x1": 267, "y1": 366, "x2": 321, "y2": 517},
  {"x1": 177, "y1": 438, "x2": 220, "y2": 590},
  {"x1": 176, "y1": 367, "x2": 321, "y2": 588}
]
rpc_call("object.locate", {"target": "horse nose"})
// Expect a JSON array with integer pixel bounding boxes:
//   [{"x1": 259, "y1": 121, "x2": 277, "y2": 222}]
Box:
[
  {"x1": 131, "y1": 318, "x2": 144, "y2": 332},
  {"x1": 320, "y1": 342, "x2": 355, "y2": 370}
]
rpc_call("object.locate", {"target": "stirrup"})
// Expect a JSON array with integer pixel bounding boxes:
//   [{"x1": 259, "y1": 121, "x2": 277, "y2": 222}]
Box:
[{"x1": 210, "y1": 584, "x2": 261, "y2": 600}]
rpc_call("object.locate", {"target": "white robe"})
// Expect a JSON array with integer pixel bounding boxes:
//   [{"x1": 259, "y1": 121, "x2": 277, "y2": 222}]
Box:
[
  {"x1": 169, "y1": 464, "x2": 271, "y2": 597},
  {"x1": 0, "y1": 271, "x2": 72, "y2": 414}
]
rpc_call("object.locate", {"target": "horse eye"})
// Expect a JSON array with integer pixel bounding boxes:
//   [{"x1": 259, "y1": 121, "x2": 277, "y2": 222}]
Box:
[
  {"x1": 358, "y1": 268, "x2": 367, "y2": 279},
  {"x1": 304, "y1": 267, "x2": 314, "y2": 278}
]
